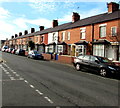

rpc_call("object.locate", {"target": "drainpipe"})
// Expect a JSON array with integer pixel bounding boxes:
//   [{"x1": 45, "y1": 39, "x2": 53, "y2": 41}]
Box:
[{"x1": 91, "y1": 23, "x2": 94, "y2": 55}]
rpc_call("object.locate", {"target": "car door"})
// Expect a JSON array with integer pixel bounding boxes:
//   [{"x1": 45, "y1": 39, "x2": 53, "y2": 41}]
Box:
[
  {"x1": 82, "y1": 55, "x2": 91, "y2": 70},
  {"x1": 89, "y1": 56, "x2": 100, "y2": 72}
]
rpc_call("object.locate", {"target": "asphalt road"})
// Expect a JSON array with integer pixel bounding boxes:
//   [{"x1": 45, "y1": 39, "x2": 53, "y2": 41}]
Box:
[{"x1": 1, "y1": 52, "x2": 119, "y2": 107}]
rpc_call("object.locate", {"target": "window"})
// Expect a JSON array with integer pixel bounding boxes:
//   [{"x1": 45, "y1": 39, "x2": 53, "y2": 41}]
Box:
[
  {"x1": 67, "y1": 32, "x2": 70, "y2": 40},
  {"x1": 41, "y1": 36, "x2": 44, "y2": 42},
  {"x1": 36, "y1": 37, "x2": 39, "y2": 42},
  {"x1": 53, "y1": 33, "x2": 55, "y2": 41},
  {"x1": 111, "y1": 27, "x2": 117, "y2": 36},
  {"x1": 61, "y1": 32, "x2": 65, "y2": 41},
  {"x1": 76, "y1": 45, "x2": 86, "y2": 55},
  {"x1": 57, "y1": 45, "x2": 63, "y2": 54},
  {"x1": 93, "y1": 45, "x2": 104, "y2": 57},
  {"x1": 99, "y1": 26, "x2": 106, "y2": 38},
  {"x1": 80, "y1": 28, "x2": 86, "y2": 39}
]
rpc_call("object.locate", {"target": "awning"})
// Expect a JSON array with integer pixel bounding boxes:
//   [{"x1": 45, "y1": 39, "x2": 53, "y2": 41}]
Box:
[
  {"x1": 74, "y1": 40, "x2": 88, "y2": 45},
  {"x1": 47, "y1": 42, "x2": 56, "y2": 45},
  {"x1": 92, "y1": 40, "x2": 110, "y2": 45},
  {"x1": 57, "y1": 42, "x2": 67, "y2": 45}
]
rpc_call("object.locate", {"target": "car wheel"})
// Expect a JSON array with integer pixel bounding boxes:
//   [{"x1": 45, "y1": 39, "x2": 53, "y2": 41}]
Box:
[
  {"x1": 100, "y1": 68, "x2": 107, "y2": 77},
  {"x1": 75, "y1": 63, "x2": 81, "y2": 71}
]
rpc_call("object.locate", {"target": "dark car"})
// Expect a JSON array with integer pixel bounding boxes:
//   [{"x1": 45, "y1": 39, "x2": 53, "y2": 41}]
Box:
[
  {"x1": 15, "y1": 49, "x2": 25, "y2": 56},
  {"x1": 28, "y1": 50, "x2": 43, "y2": 59},
  {"x1": 73, "y1": 55, "x2": 120, "y2": 77}
]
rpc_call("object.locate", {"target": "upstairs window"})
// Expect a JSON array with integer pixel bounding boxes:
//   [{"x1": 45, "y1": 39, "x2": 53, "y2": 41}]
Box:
[
  {"x1": 111, "y1": 27, "x2": 117, "y2": 36},
  {"x1": 80, "y1": 28, "x2": 86, "y2": 39},
  {"x1": 67, "y1": 32, "x2": 70, "y2": 40},
  {"x1": 99, "y1": 24, "x2": 106, "y2": 38},
  {"x1": 61, "y1": 32, "x2": 65, "y2": 41}
]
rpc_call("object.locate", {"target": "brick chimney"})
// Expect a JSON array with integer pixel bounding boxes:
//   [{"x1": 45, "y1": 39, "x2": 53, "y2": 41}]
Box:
[
  {"x1": 39, "y1": 26, "x2": 44, "y2": 31},
  {"x1": 24, "y1": 30, "x2": 28, "y2": 35},
  {"x1": 15, "y1": 34, "x2": 18, "y2": 38},
  {"x1": 11, "y1": 36, "x2": 14, "y2": 39},
  {"x1": 107, "y1": 2, "x2": 119, "y2": 13},
  {"x1": 52, "y1": 20, "x2": 58, "y2": 28},
  {"x1": 31, "y1": 28, "x2": 35, "y2": 33},
  {"x1": 72, "y1": 12, "x2": 80, "y2": 23},
  {"x1": 19, "y1": 32, "x2": 22, "y2": 36}
]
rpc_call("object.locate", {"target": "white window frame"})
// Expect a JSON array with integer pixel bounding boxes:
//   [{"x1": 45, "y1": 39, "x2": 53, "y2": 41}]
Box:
[
  {"x1": 111, "y1": 26, "x2": 117, "y2": 36},
  {"x1": 76, "y1": 45, "x2": 86, "y2": 55},
  {"x1": 80, "y1": 28, "x2": 86, "y2": 39},
  {"x1": 57, "y1": 45, "x2": 63, "y2": 54},
  {"x1": 67, "y1": 32, "x2": 70, "y2": 40},
  {"x1": 99, "y1": 24, "x2": 107, "y2": 38},
  {"x1": 93, "y1": 45, "x2": 105, "y2": 57},
  {"x1": 62, "y1": 32, "x2": 65, "y2": 41}
]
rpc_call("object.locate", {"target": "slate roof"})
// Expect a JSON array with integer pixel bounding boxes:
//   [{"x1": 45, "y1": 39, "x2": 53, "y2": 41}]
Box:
[{"x1": 11, "y1": 9, "x2": 120, "y2": 40}]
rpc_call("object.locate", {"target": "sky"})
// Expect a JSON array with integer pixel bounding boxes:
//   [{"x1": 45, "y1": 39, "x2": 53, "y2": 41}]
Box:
[{"x1": 0, "y1": 0, "x2": 120, "y2": 40}]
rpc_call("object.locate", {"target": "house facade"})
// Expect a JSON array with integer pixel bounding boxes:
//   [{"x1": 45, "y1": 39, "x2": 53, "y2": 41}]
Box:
[{"x1": 4, "y1": 2, "x2": 120, "y2": 61}]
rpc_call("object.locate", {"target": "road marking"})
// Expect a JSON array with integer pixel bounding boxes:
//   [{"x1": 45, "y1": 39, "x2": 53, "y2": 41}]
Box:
[
  {"x1": 19, "y1": 77, "x2": 24, "y2": 80},
  {"x1": 24, "y1": 80, "x2": 29, "y2": 83},
  {"x1": 13, "y1": 72, "x2": 16, "y2": 74},
  {"x1": 10, "y1": 77, "x2": 15, "y2": 80},
  {"x1": 44, "y1": 96, "x2": 53, "y2": 104},
  {"x1": 15, "y1": 74, "x2": 20, "y2": 77},
  {"x1": 35, "y1": 89, "x2": 43, "y2": 95},
  {"x1": 30, "y1": 84, "x2": 35, "y2": 88}
]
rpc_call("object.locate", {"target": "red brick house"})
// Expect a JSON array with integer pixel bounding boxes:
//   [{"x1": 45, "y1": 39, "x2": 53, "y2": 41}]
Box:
[{"x1": 5, "y1": 2, "x2": 120, "y2": 62}]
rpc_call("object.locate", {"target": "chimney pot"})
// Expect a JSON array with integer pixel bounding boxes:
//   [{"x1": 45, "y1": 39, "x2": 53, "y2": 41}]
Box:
[
  {"x1": 31, "y1": 28, "x2": 35, "y2": 33},
  {"x1": 19, "y1": 32, "x2": 22, "y2": 36},
  {"x1": 11, "y1": 36, "x2": 14, "y2": 39},
  {"x1": 15, "y1": 34, "x2": 18, "y2": 38},
  {"x1": 52, "y1": 20, "x2": 58, "y2": 28},
  {"x1": 72, "y1": 12, "x2": 80, "y2": 23},
  {"x1": 107, "y1": 2, "x2": 119, "y2": 13},
  {"x1": 24, "y1": 30, "x2": 28, "y2": 35},
  {"x1": 39, "y1": 26, "x2": 44, "y2": 31}
]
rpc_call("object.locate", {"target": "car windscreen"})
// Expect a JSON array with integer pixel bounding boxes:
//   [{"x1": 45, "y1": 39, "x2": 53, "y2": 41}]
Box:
[{"x1": 34, "y1": 51, "x2": 39, "y2": 54}]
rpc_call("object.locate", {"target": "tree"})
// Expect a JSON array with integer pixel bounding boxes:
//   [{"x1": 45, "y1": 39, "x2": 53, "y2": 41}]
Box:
[{"x1": 28, "y1": 41, "x2": 35, "y2": 50}]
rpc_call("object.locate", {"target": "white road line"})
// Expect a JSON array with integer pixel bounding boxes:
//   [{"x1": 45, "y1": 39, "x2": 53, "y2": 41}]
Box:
[
  {"x1": 35, "y1": 89, "x2": 43, "y2": 95},
  {"x1": 24, "y1": 80, "x2": 29, "y2": 83},
  {"x1": 19, "y1": 77, "x2": 24, "y2": 80},
  {"x1": 8, "y1": 74, "x2": 12, "y2": 77},
  {"x1": 10, "y1": 77, "x2": 15, "y2": 80},
  {"x1": 30, "y1": 84, "x2": 35, "y2": 88},
  {"x1": 44, "y1": 96, "x2": 53, "y2": 104},
  {"x1": 15, "y1": 74, "x2": 20, "y2": 77},
  {"x1": 13, "y1": 72, "x2": 16, "y2": 74},
  {"x1": 6, "y1": 72, "x2": 10, "y2": 74}
]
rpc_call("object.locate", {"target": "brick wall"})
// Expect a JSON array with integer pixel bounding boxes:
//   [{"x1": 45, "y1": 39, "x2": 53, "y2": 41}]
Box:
[{"x1": 42, "y1": 53, "x2": 52, "y2": 60}]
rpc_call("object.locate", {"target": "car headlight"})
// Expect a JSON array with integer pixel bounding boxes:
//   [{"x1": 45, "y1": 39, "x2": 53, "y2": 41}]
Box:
[{"x1": 108, "y1": 66, "x2": 116, "y2": 70}]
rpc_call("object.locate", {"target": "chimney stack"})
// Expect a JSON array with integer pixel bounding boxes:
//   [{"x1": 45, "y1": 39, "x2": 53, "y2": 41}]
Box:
[
  {"x1": 107, "y1": 2, "x2": 119, "y2": 13},
  {"x1": 31, "y1": 28, "x2": 35, "y2": 33},
  {"x1": 39, "y1": 26, "x2": 44, "y2": 31},
  {"x1": 19, "y1": 32, "x2": 22, "y2": 36},
  {"x1": 52, "y1": 20, "x2": 58, "y2": 28},
  {"x1": 15, "y1": 34, "x2": 18, "y2": 38},
  {"x1": 24, "y1": 30, "x2": 28, "y2": 35},
  {"x1": 72, "y1": 12, "x2": 80, "y2": 23}
]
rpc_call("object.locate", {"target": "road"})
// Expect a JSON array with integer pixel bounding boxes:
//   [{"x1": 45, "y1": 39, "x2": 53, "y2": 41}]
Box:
[{"x1": 1, "y1": 52, "x2": 119, "y2": 107}]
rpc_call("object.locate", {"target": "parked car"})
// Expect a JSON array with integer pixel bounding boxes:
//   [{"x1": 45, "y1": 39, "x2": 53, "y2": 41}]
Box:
[
  {"x1": 73, "y1": 55, "x2": 120, "y2": 77},
  {"x1": 8, "y1": 48, "x2": 13, "y2": 53},
  {"x1": 28, "y1": 50, "x2": 43, "y2": 59},
  {"x1": 15, "y1": 49, "x2": 25, "y2": 56},
  {"x1": 11, "y1": 49, "x2": 17, "y2": 54},
  {"x1": 1, "y1": 46, "x2": 8, "y2": 52}
]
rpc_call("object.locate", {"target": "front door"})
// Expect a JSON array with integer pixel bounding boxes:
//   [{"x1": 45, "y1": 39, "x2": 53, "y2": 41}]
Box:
[{"x1": 72, "y1": 45, "x2": 75, "y2": 56}]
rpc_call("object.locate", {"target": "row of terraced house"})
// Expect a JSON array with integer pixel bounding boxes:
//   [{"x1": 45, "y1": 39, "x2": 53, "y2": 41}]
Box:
[{"x1": 4, "y1": 2, "x2": 120, "y2": 62}]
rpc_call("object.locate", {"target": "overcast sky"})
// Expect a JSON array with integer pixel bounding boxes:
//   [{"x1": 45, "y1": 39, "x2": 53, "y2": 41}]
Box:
[{"x1": 0, "y1": 0, "x2": 119, "y2": 40}]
